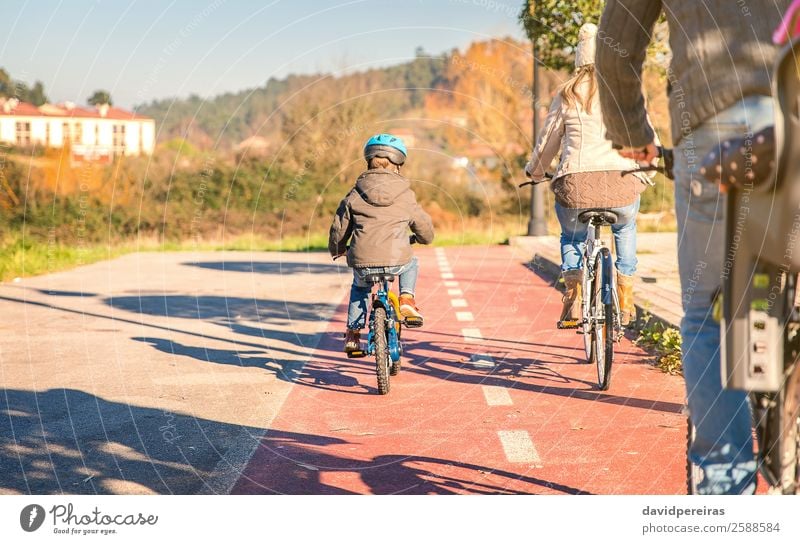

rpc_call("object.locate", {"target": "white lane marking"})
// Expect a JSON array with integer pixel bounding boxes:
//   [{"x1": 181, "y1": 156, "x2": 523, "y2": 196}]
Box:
[
  {"x1": 441, "y1": 272, "x2": 455, "y2": 279},
  {"x1": 497, "y1": 430, "x2": 542, "y2": 466},
  {"x1": 450, "y1": 298, "x2": 467, "y2": 308},
  {"x1": 482, "y1": 386, "x2": 513, "y2": 406},
  {"x1": 444, "y1": 281, "x2": 459, "y2": 287},
  {"x1": 434, "y1": 248, "x2": 446, "y2": 255},
  {"x1": 468, "y1": 353, "x2": 494, "y2": 367},
  {"x1": 447, "y1": 289, "x2": 463, "y2": 296},
  {"x1": 461, "y1": 328, "x2": 483, "y2": 342},
  {"x1": 455, "y1": 311, "x2": 474, "y2": 322}
]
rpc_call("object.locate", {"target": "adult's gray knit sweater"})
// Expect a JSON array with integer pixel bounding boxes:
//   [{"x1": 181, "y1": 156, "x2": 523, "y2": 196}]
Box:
[{"x1": 596, "y1": 0, "x2": 790, "y2": 147}]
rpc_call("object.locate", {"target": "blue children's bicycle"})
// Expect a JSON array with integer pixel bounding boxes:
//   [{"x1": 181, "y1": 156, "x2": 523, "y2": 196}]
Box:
[{"x1": 347, "y1": 272, "x2": 413, "y2": 395}]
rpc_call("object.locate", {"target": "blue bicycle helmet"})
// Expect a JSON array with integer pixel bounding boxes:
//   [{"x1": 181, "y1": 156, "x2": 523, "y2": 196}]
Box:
[{"x1": 364, "y1": 133, "x2": 407, "y2": 166}]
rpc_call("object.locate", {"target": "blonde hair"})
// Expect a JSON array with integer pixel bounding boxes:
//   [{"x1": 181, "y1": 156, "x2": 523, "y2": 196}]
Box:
[{"x1": 559, "y1": 65, "x2": 597, "y2": 114}]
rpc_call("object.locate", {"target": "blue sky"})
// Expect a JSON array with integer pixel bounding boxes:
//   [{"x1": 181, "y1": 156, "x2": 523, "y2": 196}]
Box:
[{"x1": 0, "y1": 0, "x2": 525, "y2": 109}]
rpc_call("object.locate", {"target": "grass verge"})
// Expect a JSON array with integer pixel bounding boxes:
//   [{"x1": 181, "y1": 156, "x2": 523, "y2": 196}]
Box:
[
  {"x1": 634, "y1": 315, "x2": 683, "y2": 375},
  {"x1": 0, "y1": 223, "x2": 522, "y2": 282}
]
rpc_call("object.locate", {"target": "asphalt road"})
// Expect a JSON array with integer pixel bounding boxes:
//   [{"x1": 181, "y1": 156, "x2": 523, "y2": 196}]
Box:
[
  {"x1": 0, "y1": 246, "x2": 687, "y2": 495},
  {"x1": 0, "y1": 250, "x2": 349, "y2": 494}
]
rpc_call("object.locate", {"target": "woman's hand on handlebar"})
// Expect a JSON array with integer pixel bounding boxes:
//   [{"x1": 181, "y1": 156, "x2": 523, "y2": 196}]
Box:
[{"x1": 616, "y1": 142, "x2": 659, "y2": 163}]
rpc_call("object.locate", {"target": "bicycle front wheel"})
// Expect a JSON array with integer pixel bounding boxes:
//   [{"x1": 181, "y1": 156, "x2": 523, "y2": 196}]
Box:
[
  {"x1": 373, "y1": 307, "x2": 391, "y2": 395},
  {"x1": 594, "y1": 248, "x2": 614, "y2": 390}
]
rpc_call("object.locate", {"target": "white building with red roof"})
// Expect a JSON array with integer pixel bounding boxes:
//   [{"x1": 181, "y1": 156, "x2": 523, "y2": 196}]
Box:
[{"x1": 0, "y1": 97, "x2": 155, "y2": 161}]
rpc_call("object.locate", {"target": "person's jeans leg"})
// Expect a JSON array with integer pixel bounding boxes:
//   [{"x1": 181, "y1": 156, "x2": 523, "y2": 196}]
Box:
[
  {"x1": 610, "y1": 197, "x2": 640, "y2": 276},
  {"x1": 397, "y1": 256, "x2": 419, "y2": 296},
  {"x1": 675, "y1": 95, "x2": 774, "y2": 494},
  {"x1": 555, "y1": 202, "x2": 588, "y2": 272},
  {"x1": 347, "y1": 270, "x2": 371, "y2": 330}
]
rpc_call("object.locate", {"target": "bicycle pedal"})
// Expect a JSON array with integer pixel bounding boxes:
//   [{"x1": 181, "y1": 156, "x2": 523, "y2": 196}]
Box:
[
  {"x1": 403, "y1": 317, "x2": 423, "y2": 328},
  {"x1": 557, "y1": 320, "x2": 580, "y2": 330},
  {"x1": 346, "y1": 350, "x2": 366, "y2": 359}
]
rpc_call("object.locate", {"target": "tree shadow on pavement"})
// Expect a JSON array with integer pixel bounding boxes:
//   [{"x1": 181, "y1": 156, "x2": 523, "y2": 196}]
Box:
[
  {"x1": 105, "y1": 295, "x2": 327, "y2": 324},
  {"x1": 234, "y1": 428, "x2": 591, "y2": 495},
  {"x1": 183, "y1": 261, "x2": 346, "y2": 275},
  {"x1": 0, "y1": 388, "x2": 262, "y2": 494},
  {"x1": 130, "y1": 336, "x2": 371, "y2": 392}
]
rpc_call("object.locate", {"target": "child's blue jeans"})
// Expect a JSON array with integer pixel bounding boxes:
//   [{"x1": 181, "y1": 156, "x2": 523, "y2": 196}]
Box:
[{"x1": 346, "y1": 257, "x2": 418, "y2": 330}]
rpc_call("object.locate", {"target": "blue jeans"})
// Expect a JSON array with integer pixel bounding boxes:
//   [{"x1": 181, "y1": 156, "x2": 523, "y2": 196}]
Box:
[
  {"x1": 346, "y1": 257, "x2": 418, "y2": 330},
  {"x1": 674, "y1": 95, "x2": 774, "y2": 494},
  {"x1": 555, "y1": 198, "x2": 640, "y2": 276}
]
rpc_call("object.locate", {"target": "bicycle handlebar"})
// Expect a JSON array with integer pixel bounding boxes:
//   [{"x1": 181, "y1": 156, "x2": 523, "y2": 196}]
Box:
[
  {"x1": 518, "y1": 172, "x2": 554, "y2": 188},
  {"x1": 621, "y1": 146, "x2": 675, "y2": 179}
]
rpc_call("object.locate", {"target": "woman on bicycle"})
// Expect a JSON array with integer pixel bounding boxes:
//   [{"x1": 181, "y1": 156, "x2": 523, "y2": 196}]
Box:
[{"x1": 525, "y1": 22, "x2": 657, "y2": 327}]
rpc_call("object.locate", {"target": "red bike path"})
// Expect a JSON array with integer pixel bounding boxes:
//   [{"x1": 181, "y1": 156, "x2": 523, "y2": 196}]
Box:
[{"x1": 232, "y1": 246, "x2": 688, "y2": 494}]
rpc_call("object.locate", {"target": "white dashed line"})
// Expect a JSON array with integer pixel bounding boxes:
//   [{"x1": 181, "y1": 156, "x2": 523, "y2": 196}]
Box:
[
  {"x1": 461, "y1": 328, "x2": 483, "y2": 342},
  {"x1": 447, "y1": 289, "x2": 463, "y2": 296},
  {"x1": 497, "y1": 430, "x2": 542, "y2": 466},
  {"x1": 444, "y1": 281, "x2": 459, "y2": 287},
  {"x1": 482, "y1": 386, "x2": 513, "y2": 406},
  {"x1": 441, "y1": 272, "x2": 455, "y2": 279},
  {"x1": 450, "y1": 298, "x2": 467, "y2": 308},
  {"x1": 455, "y1": 311, "x2": 474, "y2": 322}
]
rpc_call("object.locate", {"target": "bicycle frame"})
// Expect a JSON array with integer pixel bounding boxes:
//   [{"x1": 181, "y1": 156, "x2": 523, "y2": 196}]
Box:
[
  {"x1": 366, "y1": 279, "x2": 402, "y2": 363},
  {"x1": 581, "y1": 220, "x2": 619, "y2": 327}
]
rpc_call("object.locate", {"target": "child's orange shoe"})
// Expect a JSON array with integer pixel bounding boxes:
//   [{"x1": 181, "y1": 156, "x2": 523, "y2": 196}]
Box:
[
  {"x1": 344, "y1": 329, "x2": 361, "y2": 353},
  {"x1": 399, "y1": 294, "x2": 423, "y2": 327}
]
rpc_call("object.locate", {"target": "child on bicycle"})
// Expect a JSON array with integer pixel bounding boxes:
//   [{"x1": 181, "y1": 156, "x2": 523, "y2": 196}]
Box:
[{"x1": 329, "y1": 133, "x2": 435, "y2": 354}]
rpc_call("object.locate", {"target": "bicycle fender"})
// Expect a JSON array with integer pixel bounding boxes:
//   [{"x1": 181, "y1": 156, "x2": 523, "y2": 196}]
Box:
[{"x1": 599, "y1": 248, "x2": 614, "y2": 305}]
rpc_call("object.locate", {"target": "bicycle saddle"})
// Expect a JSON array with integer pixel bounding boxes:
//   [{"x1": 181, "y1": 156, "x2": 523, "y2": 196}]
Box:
[
  {"x1": 578, "y1": 210, "x2": 618, "y2": 225},
  {"x1": 362, "y1": 273, "x2": 396, "y2": 284}
]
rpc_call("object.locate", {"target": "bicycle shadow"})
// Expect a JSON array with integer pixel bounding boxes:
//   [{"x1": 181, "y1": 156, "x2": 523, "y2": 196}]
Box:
[{"x1": 234, "y1": 428, "x2": 592, "y2": 495}]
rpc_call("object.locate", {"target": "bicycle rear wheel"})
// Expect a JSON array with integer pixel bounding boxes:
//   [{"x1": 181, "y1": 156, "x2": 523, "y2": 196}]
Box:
[
  {"x1": 779, "y1": 361, "x2": 800, "y2": 493},
  {"x1": 373, "y1": 307, "x2": 391, "y2": 395},
  {"x1": 582, "y1": 267, "x2": 593, "y2": 363},
  {"x1": 686, "y1": 416, "x2": 703, "y2": 494},
  {"x1": 594, "y1": 248, "x2": 614, "y2": 390}
]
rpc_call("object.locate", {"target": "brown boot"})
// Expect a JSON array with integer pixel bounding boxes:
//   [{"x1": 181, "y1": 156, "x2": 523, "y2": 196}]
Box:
[
  {"x1": 344, "y1": 329, "x2": 361, "y2": 353},
  {"x1": 399, "y1": 294, "x2": 424, "y2": 327},
  {"x1": 558, "y1": 269, "x2": 582, "y2": 329},
  {"x1": 617, "y1": 271, "x2": 636, "y2": 326}
]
